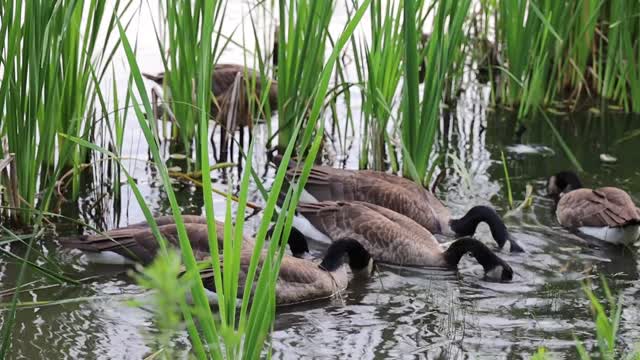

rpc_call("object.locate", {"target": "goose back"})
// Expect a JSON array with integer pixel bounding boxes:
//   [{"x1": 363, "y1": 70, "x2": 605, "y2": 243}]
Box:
[
  {"x1": 199, "y1": 250, "x2": 347, "y2": 306},
  {"x1": 288, "y1": 165, "x2": 450, "y2": 234},
  {"x1": 557, "y1": 187, "x2": 640, "y2": 228},
  {"x1": 62, "y1": 219, "x2": 253, "y2": 265},
  {"x1": 297, "y1": 201, "x2": 446, "y2": 267}
]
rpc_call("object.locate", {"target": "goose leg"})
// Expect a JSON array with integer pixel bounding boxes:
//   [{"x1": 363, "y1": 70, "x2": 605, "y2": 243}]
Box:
[{"x1": 220, "y1": 126, "x2": 228, "y2": 162}]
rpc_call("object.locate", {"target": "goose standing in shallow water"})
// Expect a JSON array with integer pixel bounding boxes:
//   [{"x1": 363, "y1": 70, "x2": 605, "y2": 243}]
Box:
[
  {"x1": 60, "y1": 215, "x2": 309, "y2": 264},
  {"x1": 144, "y1": 64, "x2": 278, "y2": 161},
  {"x1": 200, "y1": 238, "x2": 373, "y2": 306},
  {"x1": 274, "y1": 157, "x2": 523, "y2": 252},
  {"x1": 547, "y1": 171, "x2": 640, "y2": 245},
  {"x1": 292, "y1": 201, "x2": 513, "y2": 281}
]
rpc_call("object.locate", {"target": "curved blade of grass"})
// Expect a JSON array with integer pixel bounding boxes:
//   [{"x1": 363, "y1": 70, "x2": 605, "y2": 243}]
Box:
[{"x1": 540, "y1": 109, "x2": 583, "y2": 172}]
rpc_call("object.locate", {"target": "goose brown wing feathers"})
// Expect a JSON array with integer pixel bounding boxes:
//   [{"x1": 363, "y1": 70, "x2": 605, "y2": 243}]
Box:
[
  {"x1": 298, "y1": 201, "x2": 444, "y2": 266},
  {"x1": 199, "y1": 251, "x2": 338, "y2": 305},
  {"x1": 62, "y1": 220, "x2": 252, "y2": 264},
  {"x1": 557, "y1": 187, "x2": 640, "y2": 228},
  {"x1": 288, "y1": 166, "x2": 449, "y2": 233}
]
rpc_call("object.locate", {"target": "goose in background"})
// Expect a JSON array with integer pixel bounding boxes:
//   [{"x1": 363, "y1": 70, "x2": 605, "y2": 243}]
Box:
[
  {"x1": 547, "y1": 171, "x2": 640, "y2": 245},
  {"x1": 143, "y1": 64, "x2": 278, "y2": 161},
  {"x1": 199, "y1": 238, "x2": 373, "y2": 306},
  {"x1": 292, "y1": 201, "x2": 514, "y2": 282},
  {"x1": 273, "y1": 157, "x2": 523, "y2": 252}
]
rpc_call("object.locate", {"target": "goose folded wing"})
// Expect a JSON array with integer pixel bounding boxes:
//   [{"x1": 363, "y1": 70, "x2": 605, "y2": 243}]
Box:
[
  {"x1": 197, "y1": 253, "x2": 321, "y2": 300},
  {"x1": 560, "y1": 188, "x2": 640, "y2": 227},
  {"x1": 61, "y1": 228, "x2": 158, "y2": 263},
  {"x1": 286, "y1": 166, "x2": 355, "y2": 201}
]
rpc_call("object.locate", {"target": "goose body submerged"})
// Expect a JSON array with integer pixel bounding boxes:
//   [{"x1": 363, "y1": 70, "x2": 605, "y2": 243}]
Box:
[
  {"x1": 59, "y1": 215, "x2": 309, "y2": 264},
  {"x1": 548, "y1": 171, "x2": 640, "y2": 245}
]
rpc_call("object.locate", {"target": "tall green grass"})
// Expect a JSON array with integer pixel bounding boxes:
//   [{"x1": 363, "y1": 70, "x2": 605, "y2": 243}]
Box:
[
  {"x1": 0, "y1": 0, "x2": 132, "y2": 224},
  {"x1": 533, "y1": 278, "x2": 639, "y2": 360},
  {"x1": 152, "y1": 0, "x2": 227, "y2": 166},
  {"x1": 275, "y1": 0, "x2": 334, "y2": 154},
  {"x1": 490, "y1": 0, "x2": 640, "y2": 116},
  {"x1": 401, "y1": 0, "x2": 470, "y2": 184},
  {"x1": 353, "y1": 0, "x2": 404, "y2": 170},
  {"x1": 101, "y1": 0, "x2": 371, "y2": 357}
]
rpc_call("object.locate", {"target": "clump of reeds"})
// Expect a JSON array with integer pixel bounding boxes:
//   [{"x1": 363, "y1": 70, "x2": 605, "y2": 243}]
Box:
[
  {"x1": 489, "y1": 1, "x2": 640, "y2": 116},
  {"x1": 353, "y1": 0, "x2": 404, "y2": 171},
  {"x1": 401, "y1": 0, "x2": 470, "y2": 184},
  {"x1": 0, "y1": 0, "x2": 131, "y2": 224},
  {"x1": 275, "y1": 0, "x2": 334, "y2": 154}
]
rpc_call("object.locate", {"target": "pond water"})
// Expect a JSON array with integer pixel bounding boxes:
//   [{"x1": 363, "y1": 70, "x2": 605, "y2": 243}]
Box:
[{"x1": 3, "y1": 3, "x2": 640, "y2": 360}]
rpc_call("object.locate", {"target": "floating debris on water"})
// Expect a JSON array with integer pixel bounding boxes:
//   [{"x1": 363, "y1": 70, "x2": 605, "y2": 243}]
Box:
[
  {"x1": 599, "y1": 153, "x2": 617, "y2": 163},
  {"x1": 505, "y1": 144, "x2": 556, "y2": 156}
]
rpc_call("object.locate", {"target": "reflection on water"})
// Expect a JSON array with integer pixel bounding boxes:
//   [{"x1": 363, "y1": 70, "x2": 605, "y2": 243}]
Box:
[{"x1": 3, "y1": 4, "x2": 640, "y2": 360}]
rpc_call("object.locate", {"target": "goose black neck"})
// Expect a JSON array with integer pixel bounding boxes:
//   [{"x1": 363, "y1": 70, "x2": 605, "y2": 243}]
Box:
[
  {"x1": 449, "y1": 206, "x2": 508, "y2": 248},
  {"x1": 267, "y1": 225, "x2": 309, "y2": 258},
  {"x1": 555, "y1": 171, "x2": 583, "y2": 191},
  {"x1": 443, "y1": 237, "x2": 513, "y2": 281},
  {"x1": 320, "y1": 239, "x2": 371, "y2": 272}
]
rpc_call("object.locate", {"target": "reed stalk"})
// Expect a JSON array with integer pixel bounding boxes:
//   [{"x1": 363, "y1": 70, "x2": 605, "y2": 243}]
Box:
[
  {"x1": 401, "y1": 0, "x2": 470, "y2": 184},
  {"x1": 275, "y1": 0, "x2": 334, "y2": 154}
]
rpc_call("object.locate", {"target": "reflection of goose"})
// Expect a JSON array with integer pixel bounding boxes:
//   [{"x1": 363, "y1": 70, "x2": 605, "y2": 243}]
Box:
[
  {"x1": 275, "y1": 157, "x2": 523, "y2": 252},
  {"x1": 293, "y1": 201, "x2": 514, "y2": 281},
  {"x1": 547, "y1": 171, "x2": 640, "y2": 245},
  {"x1": 143, "y1": 64, "x2": 278, "y2": 160},
  {"x1": 200, "y1": 238, "x2": 373, "y2": 306}
]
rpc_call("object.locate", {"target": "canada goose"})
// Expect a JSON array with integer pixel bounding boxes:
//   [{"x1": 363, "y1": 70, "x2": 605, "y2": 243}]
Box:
[
  {"x1": 143, "y1": 64, "x2": 278, "y2": 120},
  {"x1": 292, "y1": 201, "x2": 513, "y2": 281},
  {"x1": 275, "y1": 157, "x2": 523, "y2": 252},
  {"x1": 60, "y1": 215, "x2": 309, "y2": 265},
  {"x1": 199, "y1": 238, "x2": 373, "y2": 306},
  {"x1": 547, "y1": 171, "x2": 640, "y2": 245},
  {"x1": 143, "y1": 64, "x2": 278, "y2": 160}
]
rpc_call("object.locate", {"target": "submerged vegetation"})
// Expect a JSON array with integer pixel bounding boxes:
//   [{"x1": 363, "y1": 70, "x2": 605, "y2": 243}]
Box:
[{"x1": 1, "y1": 0, "x2": 640, "y2": 358}]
